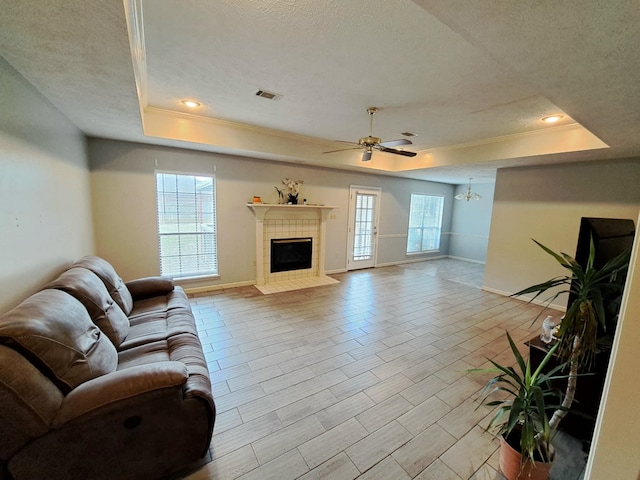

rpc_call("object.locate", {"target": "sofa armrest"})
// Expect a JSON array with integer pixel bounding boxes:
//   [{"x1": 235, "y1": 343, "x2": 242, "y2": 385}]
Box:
[
  {"x1": 53, "y1": 361, "x2": 187, "y2": 426},
  {"x1": 125, "y1": 277, "x2": 174, "y2": 301}
]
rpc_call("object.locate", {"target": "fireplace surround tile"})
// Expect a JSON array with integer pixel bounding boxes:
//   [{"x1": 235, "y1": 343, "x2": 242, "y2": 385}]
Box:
[{"x1": 247, "y1": 204, "x2": 338, "y2": 286}]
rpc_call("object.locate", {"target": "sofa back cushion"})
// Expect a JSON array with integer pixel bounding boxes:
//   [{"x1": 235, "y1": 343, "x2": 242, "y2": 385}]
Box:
[
  {"x1": 0, "y1": 290, "x2": 118, "y2": 393},
  {"x1": 73, "y1": 256, "x2": 134, "y2": 315},
  {"x1": 0, "y1": 345, "x2": 64, "y2": 458},
  {"x1": 46, "y1": 267, "x2": 130, "y2": 347}
]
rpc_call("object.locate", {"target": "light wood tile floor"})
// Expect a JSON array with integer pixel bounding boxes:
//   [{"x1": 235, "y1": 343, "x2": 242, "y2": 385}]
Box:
[{"x1": 183, "y1": 259, "x2": 552, "y2": 479}]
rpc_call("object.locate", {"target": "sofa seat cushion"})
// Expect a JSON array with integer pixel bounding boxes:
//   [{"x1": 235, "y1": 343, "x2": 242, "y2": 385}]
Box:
[
  {"x1": 117, "y1": 333, "x2": 212, "y2": 411},
  {"x1": 117, "y1": 334, "x2": 209, "y2": 378},
  {"x1": 0, "y1": 290, "x2": 118, "y2": 393},
  {"x1": 45, "y1": 267, "x2": 130, "y2": 347},
  {"x1": 118, "y1": 288, "x2": 199, "y2": 351},
  {"x1": 73, "y1": 256, "x2": 134, "y2": 315}
]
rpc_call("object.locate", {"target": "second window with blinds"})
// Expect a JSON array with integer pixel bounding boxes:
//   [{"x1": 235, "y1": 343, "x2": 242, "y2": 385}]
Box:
[{"x1": 406, "y1": 193, "x2": 444, "y2": 254}]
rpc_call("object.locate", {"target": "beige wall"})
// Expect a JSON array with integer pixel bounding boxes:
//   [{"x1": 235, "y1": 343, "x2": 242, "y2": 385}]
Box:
[
  {"x1": 484, "y1": 160, "x2": 640, "y2": 308},
  {"x1": 88, "y1": 138, "x2": 454, "y2": 287},
  {"x1": 0, "y1": 57, "x2": 94, "y2": 314}
]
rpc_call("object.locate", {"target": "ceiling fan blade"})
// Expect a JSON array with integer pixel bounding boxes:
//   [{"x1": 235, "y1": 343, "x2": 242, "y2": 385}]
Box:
[
  {"x1": 377, "y1": 146, "x2": 417, "y2": 157},
  {"x1": 323, "y1": 147, "x2": 361, "y2": 154},
  {"x1": 379, "y1": 138, "x2": 413, "y2": 148}
]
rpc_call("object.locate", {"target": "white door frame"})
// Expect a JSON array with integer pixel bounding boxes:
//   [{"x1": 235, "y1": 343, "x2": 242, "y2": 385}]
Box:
[{"x1": 346, "y1": 186, "x2": 381, "y2": 270}]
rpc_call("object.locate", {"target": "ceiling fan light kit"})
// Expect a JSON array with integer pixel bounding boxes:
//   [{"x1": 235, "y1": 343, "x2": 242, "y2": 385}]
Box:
[{"x1": 323, "y1": 107, "x2": 418, "y2": 162}]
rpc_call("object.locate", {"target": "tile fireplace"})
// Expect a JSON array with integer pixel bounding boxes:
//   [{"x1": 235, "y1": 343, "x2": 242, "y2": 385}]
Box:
[{"x1": 247, "y1": 204, "x2": 337, "y2": 285}]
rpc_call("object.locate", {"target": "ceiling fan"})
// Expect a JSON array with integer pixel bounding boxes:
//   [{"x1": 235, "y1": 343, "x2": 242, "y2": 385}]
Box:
[{"x1": 324, "y1": 107, "x2": 418, "y2": 162}]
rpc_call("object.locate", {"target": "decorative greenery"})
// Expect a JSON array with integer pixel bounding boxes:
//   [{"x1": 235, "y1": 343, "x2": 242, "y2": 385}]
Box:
[
  {"x1": 511, "y1": 236, "x2": 630, "y2": 432},
  {"x1": 512, "y1": 238, "x2": 630, "y2": 370},
  {"x1": 473, "y1": 332, "x2": 566, "y2": 464},
  {"x1": 471, "y1": 236, "x2": 629, "y2": 472}
]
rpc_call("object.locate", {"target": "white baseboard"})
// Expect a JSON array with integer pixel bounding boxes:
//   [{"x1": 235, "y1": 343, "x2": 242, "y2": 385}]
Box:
[
  {"x1": 375, "y1": 255, "x2": 448, "y2": 268},
  {"x1": 183, "y1": 280, "x2": 256, "y2": 295},
  {"x1": 447, "y1": 255, "x2": 486, "y2": 265},
  {"x1": 481, "y1": 285, "x2": 566, "y2": 312},
  {"x1": 324, "y1": 268, "x2": 347, "y2": 275}
]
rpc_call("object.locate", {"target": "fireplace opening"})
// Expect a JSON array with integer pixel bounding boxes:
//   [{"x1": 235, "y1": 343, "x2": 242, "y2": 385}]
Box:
[{"x1": 271, "y1": 237, "x2": 312, "y2": 273}]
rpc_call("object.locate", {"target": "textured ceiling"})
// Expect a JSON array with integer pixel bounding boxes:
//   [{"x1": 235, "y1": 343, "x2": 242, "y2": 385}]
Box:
[
  {"x1": 1, "y1": 1, "x2": 639, "y2": 184},
  {"x1": 144, "y1": 0, "x2": 563, "y2": 147}
]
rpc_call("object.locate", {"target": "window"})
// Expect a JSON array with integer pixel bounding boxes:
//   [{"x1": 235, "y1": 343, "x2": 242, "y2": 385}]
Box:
[
  {"x1": 156, "y1": 172, "x2": 217, "y2": 278},
  {"x1": 406, "y1": 193, "x2": 444, "y2": 253}
]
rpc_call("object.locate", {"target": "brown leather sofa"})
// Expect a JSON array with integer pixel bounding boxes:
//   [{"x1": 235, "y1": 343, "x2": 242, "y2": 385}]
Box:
[{"x1": 0, "y1": 256, "x2": 215, "y2": 480}]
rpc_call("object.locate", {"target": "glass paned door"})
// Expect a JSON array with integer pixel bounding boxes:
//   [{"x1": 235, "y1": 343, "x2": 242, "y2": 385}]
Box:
[{"x1": 347, "y1": 187, "x2": 380, "y2": 270}]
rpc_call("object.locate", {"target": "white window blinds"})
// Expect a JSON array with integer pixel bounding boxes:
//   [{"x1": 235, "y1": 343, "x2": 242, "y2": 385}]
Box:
[
  {"x1": 156, "y1": 172, "x2": 218, "y2": 278},
  {"x1": 406, "y1": 194, "x2": 444, "y2": 253}
]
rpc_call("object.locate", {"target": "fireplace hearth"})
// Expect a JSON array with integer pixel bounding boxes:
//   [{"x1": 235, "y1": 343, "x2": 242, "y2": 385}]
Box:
[{"x1": 271, "y1": 237, "x2": 312, "y2": 273}]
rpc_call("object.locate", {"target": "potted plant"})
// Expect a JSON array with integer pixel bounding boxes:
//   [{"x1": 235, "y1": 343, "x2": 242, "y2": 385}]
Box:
[
  {"x1": 473, "y1": 236, "x2": 630, "y2": 479},
  {"x1": 511, "y1": 237, "x2": 630, "y2": 432},
  {"x1": 474, "y1": 332, "x2": 567, "y2": 480}
]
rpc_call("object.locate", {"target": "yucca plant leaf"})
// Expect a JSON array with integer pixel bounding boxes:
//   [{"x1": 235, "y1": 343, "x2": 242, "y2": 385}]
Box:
[
  {"x1": 561, "y1": 252, "x2": 581, "y2": 270},
  {"x1": 538, "y1": 362, "x2": 574, "y2": 382},
  {"x1": 587, "y1": 236, "x2": 596, "y2": 270},
  {"x1": 506, "y1": 332, "x2": 527, "y2": 377},
  {"x1": 511, "y1": 278, "x2": 568, "y2": 299},
  {"x1": 532, "y1": 239, "x2": 575, "y2": 269},
  {"x1": 532, "y1": 385, "x2": 547, "y2": 423},
  {"x1": 557, "y1": 300, "x2": 580, "y2": 338},
  {"x1": 593, "y1": 249, "x2": 630, "y2": 282},
  {"x1": 480, "y1": 383, "x2": 518, "y2": 401},
  {"x1": 486, "y1": 359, "x2": 523, "y2": 387},
  {"x1": 486, "y1": 400, "x2": 509, "y2": 407},
  {"x1": 507, "y1": 397, "x2": 523, "y2": 433},
  {"x1": 591, "y1": 288, "x2": 607, "y2": 329},
  {"x1": 531, "y1": 341, "x2": 561, "y2": 381},
  {"x1": 486, "y1": 407, "x2": 511, "y2": 434}
]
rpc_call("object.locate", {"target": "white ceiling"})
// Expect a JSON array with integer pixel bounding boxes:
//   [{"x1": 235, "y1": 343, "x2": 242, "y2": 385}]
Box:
[{"x1": 1, "y1": 1, "x2": 639, "y2": 184}]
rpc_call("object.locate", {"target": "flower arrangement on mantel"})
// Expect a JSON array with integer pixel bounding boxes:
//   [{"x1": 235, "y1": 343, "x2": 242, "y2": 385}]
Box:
[{"x1": 274, "y1": 178, "x2": 304, "y2": 204}]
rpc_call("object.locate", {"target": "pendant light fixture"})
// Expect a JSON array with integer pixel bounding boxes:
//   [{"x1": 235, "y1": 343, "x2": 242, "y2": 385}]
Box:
[{"x1": 455, "y1": 178, "x2": 481, "y2": 202}]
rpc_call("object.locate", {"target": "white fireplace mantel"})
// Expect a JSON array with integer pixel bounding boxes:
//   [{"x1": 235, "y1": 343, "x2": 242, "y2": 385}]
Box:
[
  {"x1": 247, "y1": 203, "x2": 337, "y2": 219},
  {"x1": 247, "y1": 204, "x2": 338, "y2": 285}
]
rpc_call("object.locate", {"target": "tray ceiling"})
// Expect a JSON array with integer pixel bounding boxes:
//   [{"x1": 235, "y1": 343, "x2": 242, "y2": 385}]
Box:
[{"x1": 1, "y1": 1, "x2": 638, "y2": 183}]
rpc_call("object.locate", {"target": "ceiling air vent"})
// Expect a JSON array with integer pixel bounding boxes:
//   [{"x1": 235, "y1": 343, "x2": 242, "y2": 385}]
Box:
[
  {"x1": 400, "y1": 132, "x2": 418, "y2": 137},
  {"x1": 255, "y1": 90, "x2": 281, "y2": 100}
]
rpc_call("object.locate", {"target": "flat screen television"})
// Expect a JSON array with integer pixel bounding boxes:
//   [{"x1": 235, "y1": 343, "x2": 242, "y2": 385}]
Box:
[{"x1": 568, "y1": 217, "x2": 635, "y2": 345}]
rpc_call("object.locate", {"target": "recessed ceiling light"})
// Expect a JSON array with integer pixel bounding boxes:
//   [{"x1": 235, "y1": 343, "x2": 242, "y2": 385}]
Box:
[
  {"x1": 181, "y1": 99, "x2": 201, "y2": 108},
  {"x1": 541, "y1": 115, "x2": 563, "y2": 123}
]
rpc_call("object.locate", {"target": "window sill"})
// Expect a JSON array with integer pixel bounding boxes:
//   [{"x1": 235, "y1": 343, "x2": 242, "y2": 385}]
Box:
[
  {"x1": 406, "y1": 249, "x2": 441, "y2": 256},
  {"x1": 172, "y1": 273, "x2": 220, "y2": 282}
]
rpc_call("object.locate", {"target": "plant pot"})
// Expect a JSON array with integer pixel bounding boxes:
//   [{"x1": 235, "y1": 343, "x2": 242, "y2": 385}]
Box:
[{"x1": 499, "y1": 436, "x2": 554, "y2": 480}]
